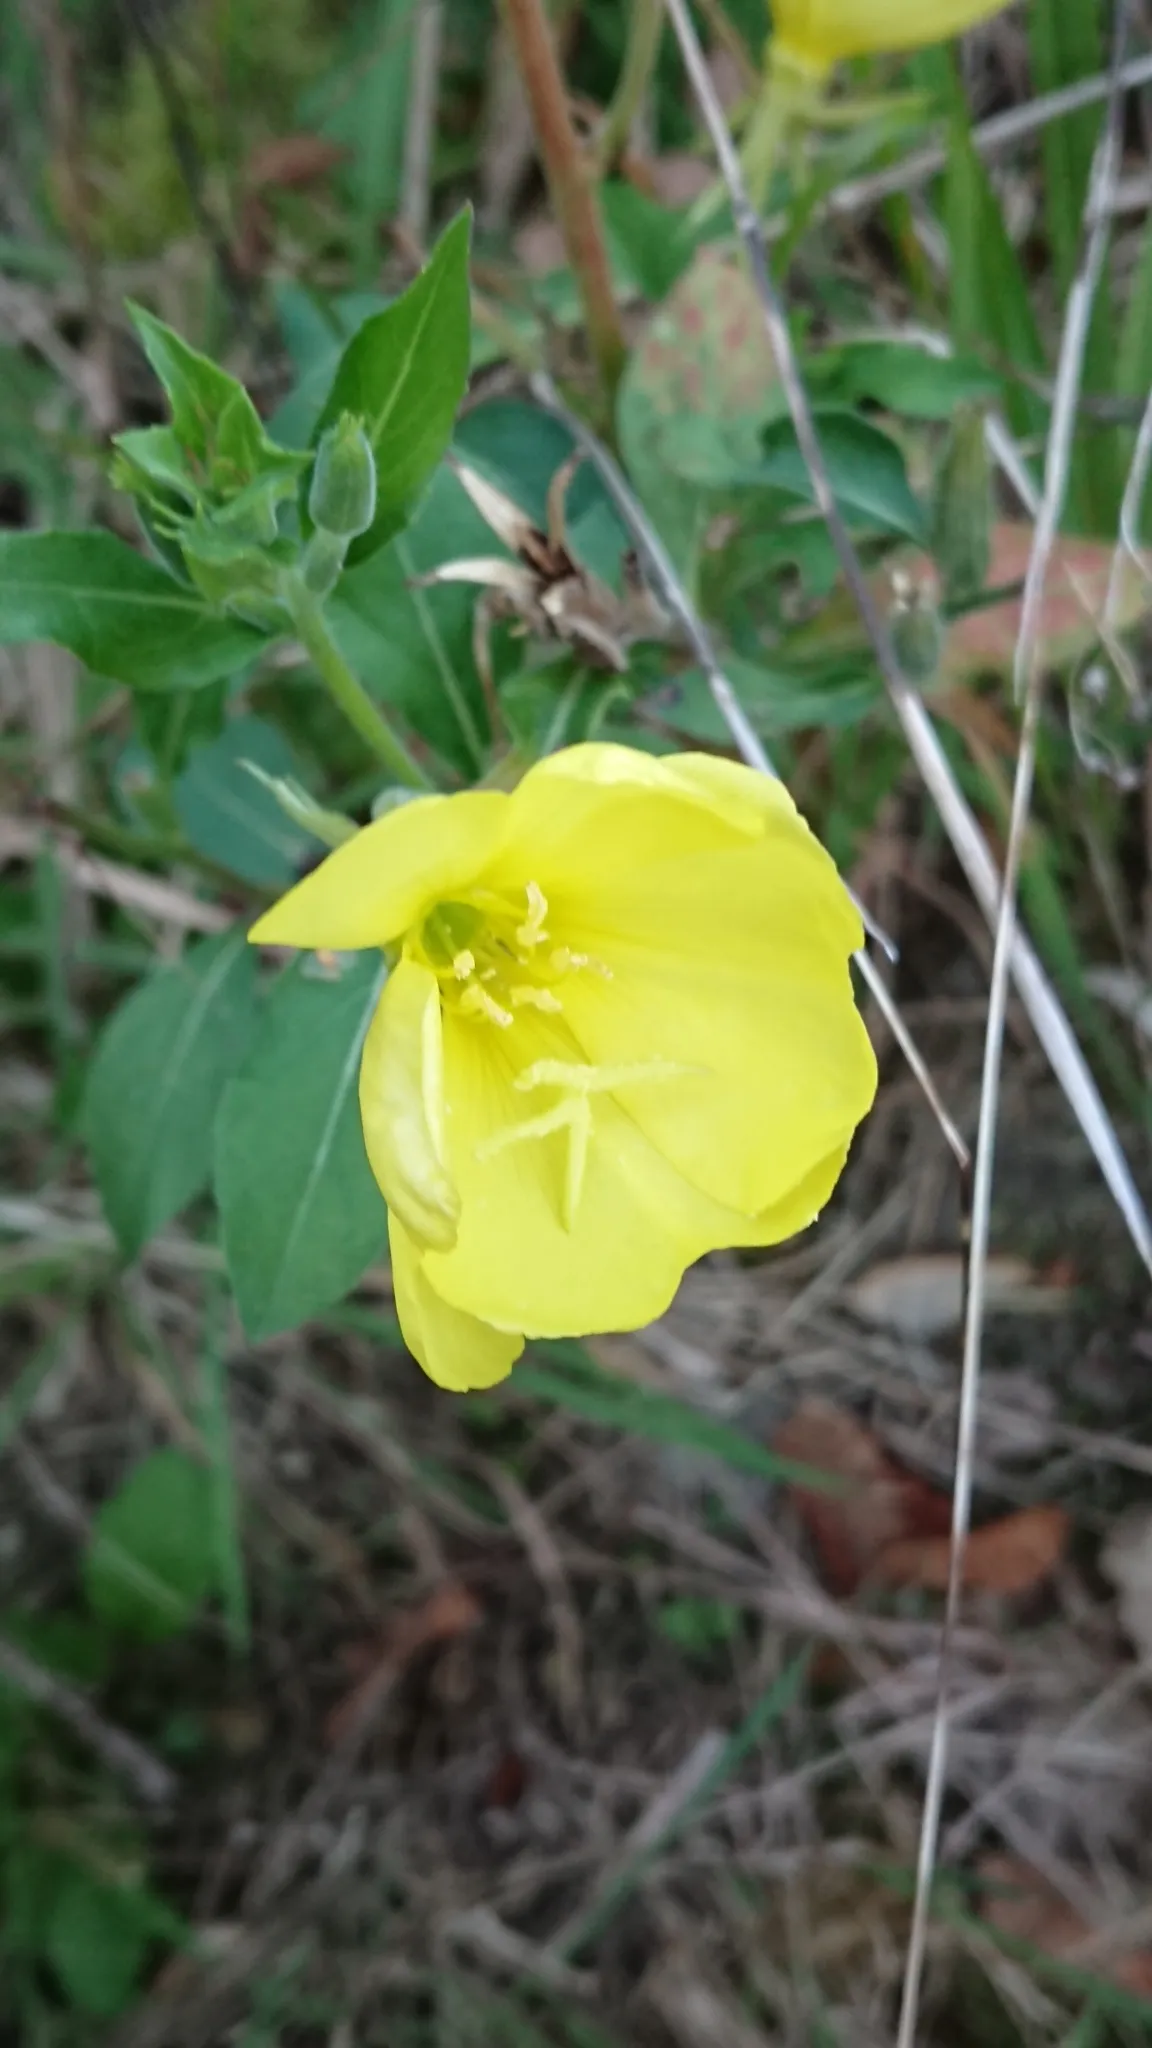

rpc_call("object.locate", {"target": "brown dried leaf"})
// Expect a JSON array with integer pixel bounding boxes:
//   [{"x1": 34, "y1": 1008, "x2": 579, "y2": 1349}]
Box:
[
  {"x1": 774, "y1": 1403, "x2": 1067, "y2": 1600},
  {"x1": 244, "y1": 134, "x2": 347, "y2": 190},
  {"x1": 875, "y1": 1504, "x2": 1069, "y2": 1595},
  {"x1": 773, "y1": 1401, "x2": 949, "y2": 1596},
  {"x1": 846, "y1": 1251, "x2": 1064, "y2": 1339},
  {"x1": 979, "y1": 1854, "x2": 1152, "y2": 1997},
  {"x1": 942, "y1": 524, "x2": 1152, "y2": 679},
  {"x1": 324, "y1": 1582, "x2": 482, "y2": 1747}
]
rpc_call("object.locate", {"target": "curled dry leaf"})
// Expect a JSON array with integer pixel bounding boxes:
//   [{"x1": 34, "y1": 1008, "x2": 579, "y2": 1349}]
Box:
[
  {"x1": 773, "y1": 1401, "x2": 1067, "y2": 1599},
  {"x1": 244, "y1": 135, "x2": 348, "y2": 191},
  {"x1": 846, "y1": 1251, "x2": 1065, "y2": 1340},
  {"x1": 773, "y1": 1401, "x2": 950, "y2": 1596},
  {"x1": 979, "y1": 1854, "x2": 1152, "y2": 1997},
  {"x1": 875, "y1": 1504, "x2": 1070, "y2": 1595}
]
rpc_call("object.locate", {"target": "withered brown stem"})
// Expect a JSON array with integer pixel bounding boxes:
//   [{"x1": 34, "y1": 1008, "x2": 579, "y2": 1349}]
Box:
[{"x1": 500, "y1": 0, "x2": 626, "y2": 413}]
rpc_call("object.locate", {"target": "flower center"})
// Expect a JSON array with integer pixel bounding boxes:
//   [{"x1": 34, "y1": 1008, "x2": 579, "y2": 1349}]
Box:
[
  {"x1": 414, "y1": 884, "x2": 691, "y2": 1231},
  {"x1": 416, "y1": 881, "x2": 607, "y2": 1030}
]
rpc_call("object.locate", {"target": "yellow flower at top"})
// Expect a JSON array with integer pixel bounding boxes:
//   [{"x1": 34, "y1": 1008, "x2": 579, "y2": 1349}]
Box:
[
  {"x1": 250, "y1": 745, "x2": 876, "y2": 1391},
  {"x1": 770, "y1": 0, "x2": 1010, "y2": 77}
]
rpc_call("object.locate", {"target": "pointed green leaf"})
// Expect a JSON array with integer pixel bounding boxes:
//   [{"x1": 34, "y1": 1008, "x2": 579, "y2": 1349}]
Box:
[
  {"x1": 175, "y1": 716, "x2": 310, "y2": 886},
  {"x1": 45, "y1": 1867, "x2": 151, "y2": 2015},
  {"x1": 311, "y1": 210, "x2": 472, "y2": 562},
  {"x1": 84, "y1": 1448, "x2": 217, "y2": 1642},
  {"x1": 85, "y1": 928, "x2": 258, "y2": 1257},
  {"x1": 0, "y1": 531, "x2": 263, "y2": 689},
  {"x1": 215, "y1": 956, "x2": 387, "y2": 1337},
  {"x1": 128, "y1": 303, "x2": 253, "y2": 461}
]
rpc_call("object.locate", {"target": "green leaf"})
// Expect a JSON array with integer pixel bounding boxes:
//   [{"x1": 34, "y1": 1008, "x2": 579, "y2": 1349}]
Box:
[
  {"x1": 646, "y1": 654, "x2": 882, "y2": 741},
  {"x1": 0, "y1": 531, "x2": 264, "y2": 690},
  {"x1": 84, "y1": 928, "x2": 258, "y2": 1257},
  {"x1": 942, "y1": 98, "x2": 1047, "y2": 450},
  {"x1": 128, "y1": 304, "x2": 255, "y2": 462},
  {"x1": 272, "y1": 285, "x2": 392, "y2": 446},
  {"x1": 601, "y1": 181, "x2": 699, "y2": 302},
  {"x1": 311, "y1": 209, "x2": 472, "y2": 562},
  {"x1": 215, "y1": 956, "x2": 388, "y2": 1338},
  {"x1": 174, "y1": 716, "x2": 309, "y2": 886},
  {"x1": 809, "y1": 341, "x2": 1002, "y2": 420},
  {"x1": 45, "y1": 1867, "x2": 151, "y2": 2016},
  {"x1": 752, "y1": 410, "x2": 926, "y2": 541},
  {"x1": 85, "y1": 1447, "x2": 217, "y2": 1641}
]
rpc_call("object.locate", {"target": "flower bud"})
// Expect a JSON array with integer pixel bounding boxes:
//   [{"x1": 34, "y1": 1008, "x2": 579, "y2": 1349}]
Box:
[
  {"x1": 308, "y1": 414, "x2": 377, "y2": 539},
  {"x1": 931, "y1": 404, "x2": 991, "y2": 604}
]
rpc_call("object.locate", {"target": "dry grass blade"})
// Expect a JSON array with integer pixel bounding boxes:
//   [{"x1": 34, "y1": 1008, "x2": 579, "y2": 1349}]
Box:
[
  {"x1": 661, "y1": 0, "x2": 1152, "y2": 1279},
  {"x1": 896, "y1": 21, "x2": 1130, "y2": 2047}
]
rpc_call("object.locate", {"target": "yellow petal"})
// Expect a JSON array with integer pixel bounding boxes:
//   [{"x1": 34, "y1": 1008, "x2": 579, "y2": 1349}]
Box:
[
  {"x1": 513, "y1": 742, "x2": 791, "y2": 839},
  {"x1": 249, "y1": 791, "x2": 508, "y2": 951},
  {"x1": 478, "y1": 755, "x2": 777, "y2": 932},
  {"x1": 423, "y1": 1010, "x2": 754, "y2": 1337},
  {"x1": 390, "y1": 1212, "x2": 522, "y2": 1389},
  {"x1": 359, "y1": 958, "x2": 460, "y2": 1250},
  {"x1": 772, "y1": 0, "x2": 1008, "y2": 69},
  {"x1": 555, "y1": 836, "x2": 875, "y2": 1217},
  {"x1": 733, "y1": 1139, "x2": 853, "y2": 1247}
]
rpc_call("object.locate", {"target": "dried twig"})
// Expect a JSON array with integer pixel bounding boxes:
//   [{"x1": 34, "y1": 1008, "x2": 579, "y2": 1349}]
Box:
[
  {"x1": 399, "y1": 0, "x2": 443, "y2": 247},
  {"x1": 0, "y1": 1631, "x2": 178, "y2": 1806},
  {"x1": 499, "y1": 0, "x2": 626, "y2": 407},
  {"x1": 896, "y1": 22, "x2": 1130, "y2": 2046},
  {"x1": 662, "y1": 0, "x2": 1152, "y2": 1278},
  {"x1": 794, "y1": 49, "x2": 1152, "y2": 232},
  {"x1": 0, "y1": 817, "x2": 231, "y2": 933}
]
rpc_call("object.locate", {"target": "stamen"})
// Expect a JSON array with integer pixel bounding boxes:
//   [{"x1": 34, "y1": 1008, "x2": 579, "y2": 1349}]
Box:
[
  {"x1": 460, "y1": 983, "x2": 513, "y2": 1028},
  {"x1": 476, "y1": 1094, "x2": 592, "y2": 1229},
  {"x1": 516, "y1": 880, "x2": 550, "y2": 949},
  {"x1": 550, "y1": 947, "x2": 612, "y2": 979},
  {"x1": 452, "y1": 949, "x2": 476, "y2": 980},
  {"x1": 515, "y1": 1057, "x2": 694, "y2": 1095},
  {"x1": 509, "y1": 985, "x2": 564, "y2": 1013}
]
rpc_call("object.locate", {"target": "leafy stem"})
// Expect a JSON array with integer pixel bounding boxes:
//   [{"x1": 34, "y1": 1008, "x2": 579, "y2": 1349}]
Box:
[{"x1": 280, "y1": 573, "x2": 432, "y2": 791}]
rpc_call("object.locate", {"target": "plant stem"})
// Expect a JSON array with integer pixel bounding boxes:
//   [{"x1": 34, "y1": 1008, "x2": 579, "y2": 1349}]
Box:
[
  {"x1": 282, "y1": 576, "x2": 431, "y2": 790},
  {"x1": 597, "y1": 0, "x2": 663, "y2": 171},
  {"x1": 500, "y1": 0, "x2": 626, "y2": 412}
]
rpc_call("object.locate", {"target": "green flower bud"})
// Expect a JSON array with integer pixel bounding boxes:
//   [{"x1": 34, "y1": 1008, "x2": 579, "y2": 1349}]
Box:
[
  {"x1": 931, "y1": 404, "x2": 992, "y2": 604},
  {"x1": 889, "y1": 567, "x2": 944, "y2": 685},
  {"x1": 308, "y1": 414, "x2": 377, "y2": 539}
]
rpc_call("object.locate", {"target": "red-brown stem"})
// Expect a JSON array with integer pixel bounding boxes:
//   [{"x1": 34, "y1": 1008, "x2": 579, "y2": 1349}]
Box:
[{"x1": 500, "y1": 0, "x2": 627, "y2": 412}]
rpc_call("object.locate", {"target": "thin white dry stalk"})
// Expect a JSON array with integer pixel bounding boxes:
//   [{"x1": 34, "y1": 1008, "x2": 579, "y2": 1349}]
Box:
[
  {"x1": 799, "y1": 49, "x2": 1152, "y2": 228},
  {"x1": 529, "y1": 371, "x2": 970, "y2": 1170},
  {"x1": 399, "y1": 0, "x2": 443, "y2": 246},
  {"x1": 661, "y1": 0, "x2": 1152, "y2": 1279},
  {"x1": 896, "y1": 23, "x2": 1128, "y2": 2045}
]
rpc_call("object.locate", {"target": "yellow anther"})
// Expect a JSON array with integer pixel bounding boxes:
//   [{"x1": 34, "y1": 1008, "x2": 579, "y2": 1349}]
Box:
[
  {"x1": 460, "y1": 983, "x2": 513, "y2": 1028},
  {"x1": 510, "y1": 985, "x2": 564, "y2": 1013},
  {"x1": 516, "y1": 880, "x2": 550, "y2": 949},
  {"x1": 550, "y1": 947, "x2": 612, "y2": 979},
  {"x1": 452, "y1": 949, "x2": 476, "y2": 980}
]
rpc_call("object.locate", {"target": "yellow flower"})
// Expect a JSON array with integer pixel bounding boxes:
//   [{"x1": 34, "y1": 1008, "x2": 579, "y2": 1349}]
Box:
[
  {"x1": 250, "y1": 745, "x2": 876, "y2": 1391},
  {"x1": 770, "y1": 0, "x2": 1009, "y2": 76}
]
